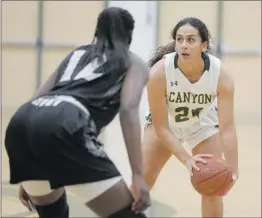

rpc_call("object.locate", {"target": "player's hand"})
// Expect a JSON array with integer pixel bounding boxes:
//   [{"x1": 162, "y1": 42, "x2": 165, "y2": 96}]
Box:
[
  {"x1": 220, "y1": 168, "x2": 238, "y2": 197},
  {"x1": 131, "y1": 174, "x2": 151, "y2": 213},
  {"x1": 230, "y1": 168, "x2": 239, "y2": 191},
  {"x1": 18, "y1": 185, "x2": 35, "y2": 211},
  {"x1": 185, "y1": 154, "x2": 213, "y2": 176},
  {"x1": 232, "y1": 169, "x2": 239, "y2": 182}
]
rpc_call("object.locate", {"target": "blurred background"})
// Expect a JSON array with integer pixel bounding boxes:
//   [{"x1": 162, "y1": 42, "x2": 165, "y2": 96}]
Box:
[{"x1": 2, "y1": 1, "x2": 261, "y2": 217}]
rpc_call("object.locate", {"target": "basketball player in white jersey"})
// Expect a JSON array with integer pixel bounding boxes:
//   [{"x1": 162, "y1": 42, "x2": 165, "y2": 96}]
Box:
[{"x1": 142, "y1": 17, "x2": 239, "y2": 217}]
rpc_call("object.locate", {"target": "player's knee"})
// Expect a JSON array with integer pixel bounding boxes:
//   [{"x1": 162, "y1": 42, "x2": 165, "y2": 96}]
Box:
[
  {"x1": 108, "y1": 204, "x2": 147, "y2": 218},
  {"x1": 34, "y1": 191, "x2": 69, "y2": 218}
]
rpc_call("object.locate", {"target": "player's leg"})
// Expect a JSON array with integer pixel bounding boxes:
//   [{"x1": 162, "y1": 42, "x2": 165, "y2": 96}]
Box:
[
  {"x1": 142, "y1": 124, "x2": 172, "y2": 190},
  {"x1": 9, "y1": 98, "x2": 147, "y2": 218},
  {"x1": 21, "y1": 181, "x2": 69, "y2": 218},
  {"x1": 22, "y1": 177, "x2": 148, "y2": 218},
  {"x1": 69, "y1": 177, "x2": 147, "y2": 217},
  {"x1": 192, "y1": 132, "x2": 223, "y2": 218},
  {"x1": 19, "y1": 147, "x2": 147, "y2": 217},
  {"x1": 141, "y1": 124, "x2": 173, "y2": 217},
  {"x1": 30, "y1": 101, "x2": 148, "y2": 217},
  {"x1": 5, "y1": 104, "x2": 70, "y2": 218}
]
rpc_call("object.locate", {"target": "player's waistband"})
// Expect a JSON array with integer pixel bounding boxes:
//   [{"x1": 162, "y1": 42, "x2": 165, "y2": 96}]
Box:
[{"x1": 33, "y1": 95, "x2": 90, "y2": 116}]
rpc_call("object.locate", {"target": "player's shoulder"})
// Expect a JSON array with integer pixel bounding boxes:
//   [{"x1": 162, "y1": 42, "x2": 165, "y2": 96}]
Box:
[
  {"x1": 206, "y1": 53, "x2": 221, "y2": 66},
  {"x1": 130, "y1": 52, "x2": 145, "y2": 65},
  {"x1": 208, "y1": 53, "x2": 232, "y2": 80},
  {"x1": 74, "y1": 44, "x2": 92, "y2": 51},
  {"x1": 148, "y1": 58, "x2": 167, "y2": 82},
  {"x1": 204, "y1": 53, "x2": 222, "y2": 76},
  {"x1": 219, "y1": 62, "x2": 233, "y2": 83},
  {"x1": 152, "y1": 51, "x2": 177, "y2": 69},
  {"x1": 217, "y1": 59, "x2": 234, "y2": 92},
  {"x1": 163, "y1": 51, "x2": 177, "y2": 59},
  {"x1": 128, "y1": 52, "x2": 149, "y2": 77},
  {"x1": 163, "y1": 51, "x2": 177, "y2": 69}
]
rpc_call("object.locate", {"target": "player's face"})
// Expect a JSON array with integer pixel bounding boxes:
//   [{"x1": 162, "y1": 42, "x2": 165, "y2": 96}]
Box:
[{"x1": 175, "y1": 24, "x2": 208, "y2": 61}]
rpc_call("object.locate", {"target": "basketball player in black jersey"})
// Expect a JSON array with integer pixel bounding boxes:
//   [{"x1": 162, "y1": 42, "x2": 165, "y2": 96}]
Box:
[{"x1": 5, "y1": 7, "x2": 150, "y2": 218}]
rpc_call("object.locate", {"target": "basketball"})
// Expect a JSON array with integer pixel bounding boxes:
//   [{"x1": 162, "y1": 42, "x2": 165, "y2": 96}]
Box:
[{"x1": 190, "y1": 156, "x2": 234, "y2": 197}]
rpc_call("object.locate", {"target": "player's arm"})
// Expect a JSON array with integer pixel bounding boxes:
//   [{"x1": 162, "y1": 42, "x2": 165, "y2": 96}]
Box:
[
  {"x1": 32, "y1": 53, "x2": 72, "y2": 99},
  {"x1": 32, "y1": 71, "x2": 60, "y2": 99},
  {"x1": 147, "y1": 59, "x2": 191, "y2": 164},
  {"x1": 217, "y1": 63, "x2": 238, "y2": 176},
  {"x1": 119, "y1": 53, "x2": 149, "y2": 176}
]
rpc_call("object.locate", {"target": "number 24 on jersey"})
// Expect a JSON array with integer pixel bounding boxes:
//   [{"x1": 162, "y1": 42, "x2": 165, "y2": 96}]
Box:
[{"x1": 174, "y1": 107, "x2": 203, "y2": 122}]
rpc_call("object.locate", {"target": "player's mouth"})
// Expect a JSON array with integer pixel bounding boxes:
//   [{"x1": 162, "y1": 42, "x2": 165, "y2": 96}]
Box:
[
  {"x1": 181, "y1": 53, "x2": 190, "y2": 57},
  {"x1": 180, "y1": 53, "x2": 190, "y2": 59}
]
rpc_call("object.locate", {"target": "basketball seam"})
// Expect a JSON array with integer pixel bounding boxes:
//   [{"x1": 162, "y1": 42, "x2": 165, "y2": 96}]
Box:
[
  {"x1": 195, "y1": 169, "x2": 229, "y2": 196},
  {"x1": 211, "y1": 171, "x2": 230, "y2": 195},
  {"x1": 194, "y1": 168, "x2": 227, "y2": 185}
]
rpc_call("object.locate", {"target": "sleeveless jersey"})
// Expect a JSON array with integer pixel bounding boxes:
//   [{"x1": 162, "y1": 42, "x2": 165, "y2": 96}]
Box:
[
  {"x1": 46, "y1": 45, "x2": 128, "y2": 132},
  {"x1": 164, "y1": 52, "x2": 220, "y2": 128}
]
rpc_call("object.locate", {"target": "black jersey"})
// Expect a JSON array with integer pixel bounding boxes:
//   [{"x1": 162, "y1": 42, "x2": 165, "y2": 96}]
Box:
[{"x1": 46, "y1": 45, "x2": 128, "y2": 132}]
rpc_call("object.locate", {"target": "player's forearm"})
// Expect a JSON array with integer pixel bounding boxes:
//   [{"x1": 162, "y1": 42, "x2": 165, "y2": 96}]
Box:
[
  {"x1": 156, "y1": 128, "x2": 191, "y2": 165},
  {"x1": 220, "y1": 126, "x2": 238, "y2": 170},
  {"x1": 120, "y1": 108, "x2": 143, "y2": 176},
  {"x1": 32, "y1": 71, "x2": 59, "y2": 99}
]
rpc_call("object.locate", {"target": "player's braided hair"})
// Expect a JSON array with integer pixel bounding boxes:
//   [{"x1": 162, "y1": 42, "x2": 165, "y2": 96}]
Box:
[
  {"x1": 91, "y1": 7, "x2": 135, "y2": 72},
  {"x1": 148, "y1": 17, "x2": 213, "y2": 68}
]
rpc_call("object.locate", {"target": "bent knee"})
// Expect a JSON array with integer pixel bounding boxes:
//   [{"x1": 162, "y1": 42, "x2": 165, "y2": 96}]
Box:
[
  {"x1": 69, "y1": 176, "x2": 122, "y2": 203},
  {"x1": 143, "y1": 126, "x2": 171, "y2": 169},
  {"x1": 86, "y1": 178, "x2": 133, "y2": 217},
  {"x1": 142, "y1": 126, "x2": 172, "y2": 188}
]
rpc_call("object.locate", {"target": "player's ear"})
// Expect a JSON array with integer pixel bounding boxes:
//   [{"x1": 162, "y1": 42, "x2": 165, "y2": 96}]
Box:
[{"x1": 201, "y1": 41, "x2": 208, "y2": 53}]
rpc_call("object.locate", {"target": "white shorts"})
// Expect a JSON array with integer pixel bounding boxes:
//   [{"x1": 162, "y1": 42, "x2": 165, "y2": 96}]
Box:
[{"x1": 144, "y1": 107, "x2": 219, "y2": 149}]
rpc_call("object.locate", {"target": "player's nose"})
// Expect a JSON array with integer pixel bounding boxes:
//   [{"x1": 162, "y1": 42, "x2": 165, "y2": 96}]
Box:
[{"x1": 181, "y1": 40, "x2": 188, "y2": 48}]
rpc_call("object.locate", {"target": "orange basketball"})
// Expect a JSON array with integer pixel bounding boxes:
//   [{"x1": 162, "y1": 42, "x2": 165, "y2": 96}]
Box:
[{"x1": 190, "y1": 156, "x2": 234, "y2": 197}]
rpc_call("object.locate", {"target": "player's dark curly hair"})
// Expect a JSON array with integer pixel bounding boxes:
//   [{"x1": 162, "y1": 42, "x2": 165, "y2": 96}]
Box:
[
  {"x1": 90, "y1": 7, "x2": 135, "y2": 72},
  {"x1": 148, "y1": 17, "x2": 212, "y2": 68}
]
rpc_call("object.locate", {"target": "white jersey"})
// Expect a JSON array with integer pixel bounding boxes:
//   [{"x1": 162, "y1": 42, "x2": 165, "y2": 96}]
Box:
[{"x1": 164, "y1": 52, "x2": 220, "y2": 128}]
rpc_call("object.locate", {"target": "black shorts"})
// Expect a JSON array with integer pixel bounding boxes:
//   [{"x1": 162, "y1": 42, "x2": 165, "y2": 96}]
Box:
[{"x1": 5, "y1": 96, "x2": 120, "y2": 189}]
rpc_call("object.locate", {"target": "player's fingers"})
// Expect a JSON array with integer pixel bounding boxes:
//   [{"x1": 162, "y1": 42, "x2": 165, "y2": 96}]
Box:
[
  {"x1": 232, "y1": 174, "x2": 237, "y2": 181},
  {"x1": 196, "y1": 153, "x2": 213, "y2": 158},
  {"x1": 29, "y1": 200, "x2": 35, "y2": 210},
  {"x1": 20, "y1": 199, "x2": 32, "y2": 211},
  {"x1": 132, "y1": 193, "x2": 142, "y2": 212},
  {"x1": 191, "y1": 162, "x2": 200, "y2": 172},
  {"x1": 133, "y1": 191, "x2": 150, "y2": 213},
  {"x1": 187, "y1": 165, "x2": 194, "y2": 176},
  {"x1": 195, "y1": 156, "x2": 207, "y2": 164},
  {"x1": 132, "y1": 197, "x2": 144, "y2": 213},
  {"x1": 221, "y1": 192, "x2": 227, "y2": 197},
  {"x1": 132, "y1": 200, "x2": 138, "y2": 212}
]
